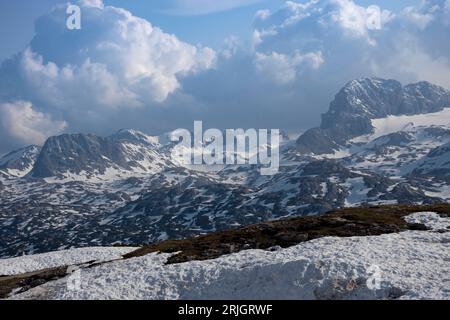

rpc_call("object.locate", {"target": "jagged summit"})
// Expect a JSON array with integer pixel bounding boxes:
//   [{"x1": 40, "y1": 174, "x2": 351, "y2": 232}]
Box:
[
  {"x1": 297, "y1": 77, "x2": 450, "y2": 153},
  {"x1": 324, "y1": 77, "x2": 449, "y2": 121}
]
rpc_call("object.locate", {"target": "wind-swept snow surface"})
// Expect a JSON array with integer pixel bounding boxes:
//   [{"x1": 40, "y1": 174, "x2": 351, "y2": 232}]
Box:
[
  {"x1": 6, "y1": 212, "x2": 449, "y2": 300},
  {"x1": 404, "y1": 212, "x2": 450, "y2": 232},
  {"x1": 0, "y1": 247, "x2": 137, "y2": 276}
]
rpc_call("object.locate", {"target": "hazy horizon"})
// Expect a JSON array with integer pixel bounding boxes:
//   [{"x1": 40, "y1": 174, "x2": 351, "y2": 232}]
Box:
[{"x1": 0, "y1": 0, "x2": 449, "y2": 153}]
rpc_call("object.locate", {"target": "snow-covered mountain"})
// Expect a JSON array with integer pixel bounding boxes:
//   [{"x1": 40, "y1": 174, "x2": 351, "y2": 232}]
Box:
[
  {"x1": 1, "y1": 77, "x2": 450, "y2": 258},
  {"x1": 29, "y1": 129, "x2": 174, "y2": 181},
  {"x1": 297, "y1": 78, "x2": 450, "y2": 151},
  {"x1": 0, "y1": 145, "x2": 41, "y2": 178}
]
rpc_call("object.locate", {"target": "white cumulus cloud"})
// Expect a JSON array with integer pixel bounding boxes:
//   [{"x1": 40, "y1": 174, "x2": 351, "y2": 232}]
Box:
[
  {"x1": 255, "y1": 51, "x2": 324, "y2": 85},
  {"x1": 0, "y1": 0, "x2": 216, "y2": 151},
  {"x1": 0, "y1": 101, "x2": 67, "y2": 146},
  {"x1": 79, "y1": 0, "x2": 104, "y2": 8},
  {"x1": 251, "y1": 0, "x2": 450, "y2": 88},
  {"x1": 26, "y1": 1, "x2": 215, "y2": 105}
]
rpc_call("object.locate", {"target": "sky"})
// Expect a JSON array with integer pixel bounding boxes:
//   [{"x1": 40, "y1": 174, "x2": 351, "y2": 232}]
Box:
[
  {"x1": 0, "y1": 0, "x2": 448, "y2": 153},
  {"x1": 0, "y1": 0, "x2": 421, "y2": 63}
]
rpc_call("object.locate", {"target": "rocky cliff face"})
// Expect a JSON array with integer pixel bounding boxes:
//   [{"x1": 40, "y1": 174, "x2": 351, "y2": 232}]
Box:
[
  {"x1": 29, "y1": 130, "x2": 169, "y2": 179},
  {"x1": 297, "y1": 78, "x2": 450, "y2": 152}
]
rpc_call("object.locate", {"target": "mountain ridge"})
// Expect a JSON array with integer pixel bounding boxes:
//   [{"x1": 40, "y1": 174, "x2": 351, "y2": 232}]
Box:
[
  {"x1": 1, "y1": 77, "x2": 450, "y2": 258},
  {"x1": 297, "y1": 78, "x2": 450, "y2": 154}
]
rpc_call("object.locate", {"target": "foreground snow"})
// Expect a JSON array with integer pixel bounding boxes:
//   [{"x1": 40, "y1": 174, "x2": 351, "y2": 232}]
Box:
[
  {"x1": 0, "y1": 247, "x2": 137, "y2": 276},
  {"x1": 405, "y1": 212, "x2": 450, "y2": 232},
  {"x1": 4, "y1": 213, "x2": 450, "y2": 300}
]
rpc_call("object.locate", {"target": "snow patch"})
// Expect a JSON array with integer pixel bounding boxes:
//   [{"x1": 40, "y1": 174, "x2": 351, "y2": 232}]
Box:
[
  {"x1": 404, "y1": 212, "x2": 450, "y2": 231},
  {"x1": 0, "y1": 247, "x2": 137, "y2": 276},
  {"x1": 352, "y1": 108, "x2": 450, "y2": 143}
]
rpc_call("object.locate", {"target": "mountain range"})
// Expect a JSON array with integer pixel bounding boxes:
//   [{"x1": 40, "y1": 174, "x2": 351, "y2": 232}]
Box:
[{"x1": 1, "y1": 77, "x2": 450, "y2": 258}]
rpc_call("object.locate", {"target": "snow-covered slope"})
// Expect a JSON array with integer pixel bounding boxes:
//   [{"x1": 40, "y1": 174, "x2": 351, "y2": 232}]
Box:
[
  {"x1": 5, "y1": 212, "x2": 449, "y2": 300},
  {"x1": 345, "y1": 113, "x2": 450, "y2": 177},
  {"x1": 29, "y1": 130, "x2": 174, "y2": 182},
  {"x1": 0, "y1": 247, "x2": 137, "y2": 276},
  {"x1": 297, "y1": 78, "x2": 450, "y2": 152},
  {"x1": 0, "y1": 145, "x2": 41, "y2": 178},
  {"x1": 353, "y1": 108, "x2": 450, "y2": 142},
  {"x1": 411, "y1": 142, "x2": 450, "y2": 176}
]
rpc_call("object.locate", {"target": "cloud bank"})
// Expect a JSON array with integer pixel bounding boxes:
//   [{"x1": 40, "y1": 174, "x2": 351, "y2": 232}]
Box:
[
  {"x1": 0, "y1": 0, "x2": 215, "y2": 151},
  {"x1": 183, "y1": 0, "x2": 450, "y2": 133},
  {"x1": 0, "y1": 0, "x2": 450, "y2": 153}
]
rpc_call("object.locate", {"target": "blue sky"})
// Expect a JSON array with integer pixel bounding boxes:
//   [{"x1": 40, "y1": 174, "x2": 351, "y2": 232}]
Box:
[
  {"x1": 0, "y1": 0, "x2": 448, "y2": 153},
  {"x1": 0, "y1": 0, "x2": 421, "y2": 63}
]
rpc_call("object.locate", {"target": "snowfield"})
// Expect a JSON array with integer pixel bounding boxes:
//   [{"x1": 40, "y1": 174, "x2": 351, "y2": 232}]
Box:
[
  {"x1": 353, "y1": 108, "x2": 450, "y2": 143},
  {"x1": 0, "y1": 247, "x2": 137, "y2": 276},
  {"x1": 2, "y1": 212, "x2": 449, "y2": 300}
]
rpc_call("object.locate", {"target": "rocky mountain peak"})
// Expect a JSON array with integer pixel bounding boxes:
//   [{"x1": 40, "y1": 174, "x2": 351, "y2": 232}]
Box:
[
  {"x1": 322, "y1": 78, "x2": 450, "y2": 129},
  {"x1": 28, "y1": 131, "x2": 168, "y2": 179},
  {"x1": 325, "y1": 78, "x2": 403, "y2": 119},
  {"x1": 296, "y1": 78, "x2": 450, "y2": 154}
]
